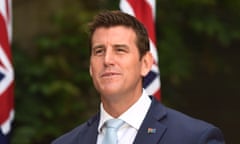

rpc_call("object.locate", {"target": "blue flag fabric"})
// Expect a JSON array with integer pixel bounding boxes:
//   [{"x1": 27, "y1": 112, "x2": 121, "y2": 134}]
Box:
[{"x1": 0, "y1": 129, "x2": 9, "y2": 143}]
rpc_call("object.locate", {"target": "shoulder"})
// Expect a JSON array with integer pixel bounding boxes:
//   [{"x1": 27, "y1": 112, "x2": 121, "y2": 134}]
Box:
[
  {"x1": 150, "y1": 97, "x2": 221, "y2": 133},
  {"x1": 149, "y1": 97, "x2": 224, "y2": 143},
  {"x1": 165, "y1": 106, "x2": 217, "y2": 131},
  {"x1": 51, "y1": 122, "x2": 88, "y2": 144},
  {"x1": 162, "y1": 104, "x2": 225, "y2": 143},
  {"x1": 51, "y1": 113, "x2": 99, "y2": 144}
]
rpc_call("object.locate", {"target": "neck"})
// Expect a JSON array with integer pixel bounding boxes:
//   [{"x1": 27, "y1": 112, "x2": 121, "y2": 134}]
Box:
[{"x1": 101, "y1": 88, "x2": 142, "y2": 118}]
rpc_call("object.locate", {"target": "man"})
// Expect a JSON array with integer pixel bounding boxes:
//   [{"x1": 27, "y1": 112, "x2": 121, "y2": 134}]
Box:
[{"x1": 52, "y1": 10, "x2": 225, "y2": 144}]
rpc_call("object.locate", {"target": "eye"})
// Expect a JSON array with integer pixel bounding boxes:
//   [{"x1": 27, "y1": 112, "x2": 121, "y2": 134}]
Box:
[
  {"x1": 93, "y1": 47, "x2": 105, "y2": 56},
  {"x1": 114, "y1": 45, "x2": 128, "y2": 54},
  {"x1": 116, "y1": 48, "x2": 125, "y2": 52},
  {"x1": 96, "y1": 49, "x2": 103, "y2": 54}
]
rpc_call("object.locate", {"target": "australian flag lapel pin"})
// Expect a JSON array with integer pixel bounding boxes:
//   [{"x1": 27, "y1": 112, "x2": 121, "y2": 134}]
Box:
[{"x1": 147, "y1": 128, "x2": 156, "y2": 134}]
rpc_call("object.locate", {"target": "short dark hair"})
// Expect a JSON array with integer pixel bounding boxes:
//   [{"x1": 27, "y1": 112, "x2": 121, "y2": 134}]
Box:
[{"x1": 88, "y1": 10, "x2": 150, "y2": 59}]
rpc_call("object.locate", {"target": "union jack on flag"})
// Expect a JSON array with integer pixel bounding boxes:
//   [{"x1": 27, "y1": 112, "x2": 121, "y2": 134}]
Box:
[
  {"x1": 120, "y1": 0, "x2": 161, "y2": 100},
  {"x1": 0, "y1": 0, "x2": 14, "y2": 143}
]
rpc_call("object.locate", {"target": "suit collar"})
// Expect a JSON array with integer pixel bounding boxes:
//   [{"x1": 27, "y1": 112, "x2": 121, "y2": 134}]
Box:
[
  {"x1": 83, "y1": 97, "x2": 168, "y2": 144},
  {"x1": 87, "y1": 112, "x2": 100, "y2": 126},
  {"x1": 79, "y1": 113, "x2": 99, "y2": 144},
  {"x1": 133, "y1": 96, "x2": 167, "y2": 144}
]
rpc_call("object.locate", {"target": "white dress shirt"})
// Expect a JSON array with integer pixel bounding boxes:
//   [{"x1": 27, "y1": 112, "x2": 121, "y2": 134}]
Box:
[{"x1": 97, "y1": 89, "x2": 151, "y2": 144}]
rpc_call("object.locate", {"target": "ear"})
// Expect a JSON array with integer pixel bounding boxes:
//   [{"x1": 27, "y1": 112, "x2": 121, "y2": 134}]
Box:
[{"x1": 141, "y1": 52, "x2": 153, "y2": 77}]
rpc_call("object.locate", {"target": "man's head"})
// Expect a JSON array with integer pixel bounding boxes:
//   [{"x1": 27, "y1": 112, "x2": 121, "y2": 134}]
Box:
[
  {"x1": 88, "y1": 10, "x2": 150, "y2": 60},
  {"x1": 88, "y1": 10, "x2": 153, "y2": 105}
]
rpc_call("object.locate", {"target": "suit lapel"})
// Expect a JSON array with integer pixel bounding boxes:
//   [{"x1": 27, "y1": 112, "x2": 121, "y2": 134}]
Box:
[
  {"x1": 80, "y1": 97, "x2": 168, "y2": 144},
  {"x1": 133, "y1": 97, "x2": 167, "y2": 144},
  {"x1": 78, "y1": 113, "x2": 100, "y2": 144}
]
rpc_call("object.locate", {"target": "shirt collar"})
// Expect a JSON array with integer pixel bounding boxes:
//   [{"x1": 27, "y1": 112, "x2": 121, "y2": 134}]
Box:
[
  {"x1": 98, "y1": 104, "x2": 114, "y2": 133},
  {"x1": 98, "y1": 89, "x2": 151, "y2": 132}
]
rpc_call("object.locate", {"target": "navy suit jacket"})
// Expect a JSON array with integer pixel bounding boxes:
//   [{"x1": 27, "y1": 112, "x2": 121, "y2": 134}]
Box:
[{"x1": 52, "y1": 97, "x2": 225, "y2": 144}]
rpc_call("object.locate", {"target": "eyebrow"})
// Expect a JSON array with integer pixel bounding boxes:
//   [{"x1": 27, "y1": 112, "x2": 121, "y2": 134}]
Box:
[
  {"x1": 92, "y1": 44, "x2": 105, "y2": 50},
  {"x1": 113, "y1": 44, "x2": 129, "y2": 49},
  {"x1": 92, "y1": 44, "x2": 129, "y2": 49}
]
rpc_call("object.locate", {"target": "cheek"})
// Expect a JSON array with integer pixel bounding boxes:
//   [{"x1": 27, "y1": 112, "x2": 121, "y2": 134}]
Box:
[
  {"x1": 89, "y1": 65, "x2": 98, "y2": 78},
  {"x1": 125, "y1": 60, "x2": 142, "y2": 76},
  {"x1": 89, "y1": 65, "x2": 93, "y2": 76},
  {"x1": 89, "y1": 59, "x2": 104, "y2": 81},
  {"x1": 89, "y1": 61, "x2": 98, "y2": 78}
]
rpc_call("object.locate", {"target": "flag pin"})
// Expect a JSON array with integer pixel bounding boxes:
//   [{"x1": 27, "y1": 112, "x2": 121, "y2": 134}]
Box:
[{"x1": 147, "y1": 128, "x2": 156, "y2": 134}]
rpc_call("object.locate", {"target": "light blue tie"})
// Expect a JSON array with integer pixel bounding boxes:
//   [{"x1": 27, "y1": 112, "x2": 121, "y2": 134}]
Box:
[{"x1": 102, "y1": 119, "x2": 124, "y2": 144}]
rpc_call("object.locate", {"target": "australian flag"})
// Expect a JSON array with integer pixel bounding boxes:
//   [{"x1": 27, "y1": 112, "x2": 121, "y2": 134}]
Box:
[
  {"x1": 120, "y1": 0, "x2": 161, "y2": 100},
  {"x1": 0, "y1": 0, "x2": 14, "y2": 143}
]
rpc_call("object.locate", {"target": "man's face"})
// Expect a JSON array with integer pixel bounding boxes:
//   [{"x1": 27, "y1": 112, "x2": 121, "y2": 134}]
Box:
[{"x1": 90, "y1": 26, "x2": 152, "y2": 101}]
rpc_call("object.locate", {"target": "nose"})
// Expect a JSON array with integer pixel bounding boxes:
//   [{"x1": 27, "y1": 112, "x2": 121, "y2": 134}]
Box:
[{"x1": 104, "y1": 48, "x2": 115, "y2": 66}]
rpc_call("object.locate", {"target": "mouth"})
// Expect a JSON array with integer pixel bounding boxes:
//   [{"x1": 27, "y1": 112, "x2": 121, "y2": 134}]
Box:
[{"x1": 101, "y1": 72, "x2": 121, "y2": 78}]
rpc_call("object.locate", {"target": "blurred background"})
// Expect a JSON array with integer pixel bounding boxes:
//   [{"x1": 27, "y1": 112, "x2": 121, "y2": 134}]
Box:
[{"x1": 11, "y1": 0, "x2": 239, "y2": 143}]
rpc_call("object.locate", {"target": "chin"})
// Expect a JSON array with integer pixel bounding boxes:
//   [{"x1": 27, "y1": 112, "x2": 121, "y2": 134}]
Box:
[{"x1": 99, "y1": 88, "x2": 120, "y2": 97}]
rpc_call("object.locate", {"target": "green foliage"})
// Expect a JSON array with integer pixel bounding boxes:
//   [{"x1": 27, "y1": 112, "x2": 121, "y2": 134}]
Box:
[
  {"x1": 12, "y1": 5, "x2": 99, "y2": 144},
  {"x1": 157, "y1": 0, "x2": 240, "y2": 99}
]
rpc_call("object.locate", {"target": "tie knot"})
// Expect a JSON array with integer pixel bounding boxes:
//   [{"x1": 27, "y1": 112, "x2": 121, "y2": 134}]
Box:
[{"x1": 105, "y1": 119, "x2": 124, "y2": 130}]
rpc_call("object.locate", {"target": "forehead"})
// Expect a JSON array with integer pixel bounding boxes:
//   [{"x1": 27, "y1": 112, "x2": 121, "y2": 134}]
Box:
[{"x1": 92, "y1": 26, "x2": 137, "y2": 44}]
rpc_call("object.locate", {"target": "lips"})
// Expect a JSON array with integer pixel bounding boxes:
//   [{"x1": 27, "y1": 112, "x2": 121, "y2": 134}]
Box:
[{"x1": 101, "y1": 72, "x2": 121, "y2": 78}]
